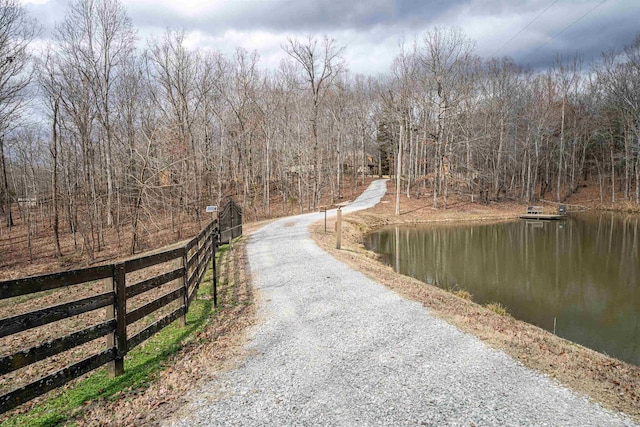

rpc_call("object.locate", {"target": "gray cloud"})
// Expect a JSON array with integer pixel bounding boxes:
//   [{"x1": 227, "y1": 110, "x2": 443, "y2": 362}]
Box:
[
  {"x1": 127, "y1": 0, "x2": 462, "y2": 36},
  {"x1": 21, "y1": 0, "x2": 640, "y2": 75},
  {"x1": 508, "y1": 1, "x2": 640, "y2": 70}
]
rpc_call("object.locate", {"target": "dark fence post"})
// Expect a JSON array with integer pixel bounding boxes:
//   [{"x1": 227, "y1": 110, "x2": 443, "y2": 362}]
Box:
[
  {"x1": 106, "y1": 270, "x2": 116, "y2": 377},
  {"x1": 180, "y1": 248, "x2": 188, "y2": 327},
  {"x1": 229, "y1": 207, "x2": 234, "y2": 249},
  {"x1": 111, "y1": 263, "x2": 126, "y2": 377},
  {"x1": 212, "y1": 224, "x2": 218, "y2": 307}
]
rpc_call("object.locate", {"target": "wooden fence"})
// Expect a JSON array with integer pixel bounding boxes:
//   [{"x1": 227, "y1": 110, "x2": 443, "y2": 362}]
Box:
[{"x1": 0, "y1": 207, "x2": 240, "y2": 414}]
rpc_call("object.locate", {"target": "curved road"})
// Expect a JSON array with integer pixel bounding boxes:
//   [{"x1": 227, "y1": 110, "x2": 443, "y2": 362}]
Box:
[{"x1": 169, "y1": 179, "x2": 634, "y2": 426}]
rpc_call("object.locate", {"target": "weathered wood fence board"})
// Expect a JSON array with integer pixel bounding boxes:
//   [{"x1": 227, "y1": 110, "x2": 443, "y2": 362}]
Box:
[
  {"x1": 0, "y1": 199, "x2": 243, "y2": 415},
  {"x1": 126, "y1": 287, "x2": 184, "y2": 325},
  {"x1": 0, "y1": 320, "x2": 116, "y2": 376},
  {"x1": 0, "y1": 292, "x2": 114, "y2": 339},
  {"x1": 126, "y1": 268, "x2": 183, "y2": 299},
  {"x1": 0, "y1": 349, "x2": 116, "y2": 413},
  {"x1": 0, "y1": 265, "x2": 113, "y2": 300},
  {"x1": 124, "y1": 247, "x2": 185, "y2": 274}
]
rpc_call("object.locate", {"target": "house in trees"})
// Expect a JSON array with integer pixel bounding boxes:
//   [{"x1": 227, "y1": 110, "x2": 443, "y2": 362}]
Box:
[{"x1": 357, "y1": 156, "x2": 378, "y2": 176}]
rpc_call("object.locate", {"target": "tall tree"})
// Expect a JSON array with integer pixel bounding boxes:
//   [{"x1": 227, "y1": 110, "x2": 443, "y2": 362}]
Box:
[
  {"x1": 0, "y1": 0, "x2": 37, "y2": 227},
  {"x1": 419, "y1": 27, "x2": 475, "y2": 208},
  {"x1": 283, "y1": 35, "x2": 345, "y2": 208},
  {"x1": 55, "y1": 0, "x2": 136, "y2": 227}
]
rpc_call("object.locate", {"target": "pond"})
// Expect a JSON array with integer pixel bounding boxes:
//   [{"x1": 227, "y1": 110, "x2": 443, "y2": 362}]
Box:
[{"x1": 364, "y1": 213, "x2": 640, "y2": 366}]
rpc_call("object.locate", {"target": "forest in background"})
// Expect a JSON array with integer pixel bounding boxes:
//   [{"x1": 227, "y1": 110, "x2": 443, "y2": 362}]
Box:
[{"x1": 0, "y1": 0, "x2": 639, "y2": 267}]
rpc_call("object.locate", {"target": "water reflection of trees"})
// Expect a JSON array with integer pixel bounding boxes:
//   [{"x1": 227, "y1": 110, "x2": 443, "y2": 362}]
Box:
[{"x1": 365, "y1": 213, "x2": 640, "y2": 365}]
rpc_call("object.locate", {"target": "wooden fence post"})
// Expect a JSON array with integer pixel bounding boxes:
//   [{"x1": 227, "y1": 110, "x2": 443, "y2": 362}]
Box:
[
  {"x1": 111, "y1": 263, "x2": 126, "y2": 377},
  {"x1": 212, "y1": 225, "x2": 218, "y2": 307},
  {"x1": 180, "y1": 249, "x2": 188, "y2": 327},
  {"x1": 106, "y1": 273, "x2": 116, "y2": 377}
]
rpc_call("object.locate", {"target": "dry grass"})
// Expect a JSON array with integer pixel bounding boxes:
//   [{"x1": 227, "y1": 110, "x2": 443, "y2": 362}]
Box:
[
  {"x1": 311, "y1": 182, "x2": 640, "y2": 423},
  {"x1": 452, "y1": 290, "x2": 473, "y2": 301},
  {"x1": 484, "y1": 302, "x2": 511, "y2": 317},
  {"x1": 561, "y1": 179, "x2": 640, "y2": 213}
]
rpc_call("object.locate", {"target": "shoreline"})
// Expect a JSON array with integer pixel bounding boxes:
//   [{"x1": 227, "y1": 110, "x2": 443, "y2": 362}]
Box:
[{"x1": 309, "y1": 191, "x2": 640, "y2": 423}]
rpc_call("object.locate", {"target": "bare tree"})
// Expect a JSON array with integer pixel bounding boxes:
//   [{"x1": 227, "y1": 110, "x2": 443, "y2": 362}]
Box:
[
  {"x1": 597, "y1": 35, "x2": 640, "y2": 205},
  {"x1": 283, "y1": 35, "x2": 345, "y2": 208},
  {"x1": 38, "y1": 50, "x2": 64, "y2": 257},
  {"x1": 55, "y1": 0, "x2": 136, "y2": 227},
  {"x1": 0, "y1": 0, "x2": 37, "y2": 227},
  {"x1": 551, "y1": 55, "x2": 582, "y2": 202},
  {"x1": 145, "y1": 29, "x2": 206, "y2": 233},
  {"x1": 419, "y1": 27, "x2": 475, "y2": 208}
]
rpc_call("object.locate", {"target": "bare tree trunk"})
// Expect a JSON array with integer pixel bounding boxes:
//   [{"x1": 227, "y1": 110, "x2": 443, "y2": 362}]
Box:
[
  {"x1": 495, "y1": 115, "x2": 504, "y2": 199},
  {"x1": 406, "y1": 123, "x2": 412, "y2": 197},
  {"x1": 361, "y1": 126, "x2": 366, "y2": 186},
  {"x1": 624, "y1": 124, "x2": 631, "y2": 200},
  {"x1": 396, "y1": 122, "x2": 402, "y2": 215},
  {"x1": 51, "y1": 96, "x2": 62, "y2": 257},
  {"x1": 557, "y1": 96, "x2": 565, "y2": 202},
  {"x1": 0, "y1": 134, "x2": 12, "y2": 227},
  {"x1": 610, "y1": 139, "x2": 616, "y2": 204},
  {"x1": 265, "y1": 135, "x2": 270, "y2": 216},
  {"x1": 635, "y1": 151, "x2": 639, "y2": 206},
  {"x1": 594, "y1": 156, "x2": 604, "y2": 203}
]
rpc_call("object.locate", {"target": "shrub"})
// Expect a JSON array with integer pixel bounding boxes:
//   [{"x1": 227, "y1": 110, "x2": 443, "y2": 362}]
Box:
[
  {"x1": 453, "y1": 289, "x2": 473, "y2": 301},
  {"x1": 485, "y1": 302, "x2": 511, "y2": 317}
]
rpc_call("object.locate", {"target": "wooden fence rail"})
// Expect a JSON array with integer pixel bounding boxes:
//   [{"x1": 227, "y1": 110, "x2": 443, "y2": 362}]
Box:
[{"x1": 0, "y1": 205, "x2": 239, "y2": 414}]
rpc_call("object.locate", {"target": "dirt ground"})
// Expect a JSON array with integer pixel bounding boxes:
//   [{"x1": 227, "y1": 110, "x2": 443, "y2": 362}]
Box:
[
  {"x1": 559, "y1": 179, "x2": 640, "y2": 213},
  {"x1": 0, "y1": 214, "x2": 202, "y2": 281},
  {"x1": 310, "y1": 181, "x2": 640, "y2": 423}
]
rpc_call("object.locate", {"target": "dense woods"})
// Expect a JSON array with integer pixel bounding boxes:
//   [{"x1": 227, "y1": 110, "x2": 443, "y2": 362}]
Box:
[{"x1": 1, "y1": 0, "x2": 639, "y2": 263}]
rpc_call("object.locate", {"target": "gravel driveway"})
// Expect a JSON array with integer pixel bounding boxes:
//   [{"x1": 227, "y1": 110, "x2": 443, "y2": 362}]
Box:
[{"x1": 167, "y1": 179, "x2": 635, "y2": 426}]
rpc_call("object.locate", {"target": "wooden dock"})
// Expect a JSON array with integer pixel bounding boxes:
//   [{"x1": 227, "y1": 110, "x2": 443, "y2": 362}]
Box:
[
  {"x1": 519, "y1": 213, "x2": 567, "y2": 220},
  {"x1": 519, "y1": 205, "x2": 567, "y2": 220}
]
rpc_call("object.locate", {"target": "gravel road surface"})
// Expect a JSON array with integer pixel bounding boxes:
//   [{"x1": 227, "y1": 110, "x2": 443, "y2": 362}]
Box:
[{"x1": 168, "y1": 179, "x2": 635, "y2": 426}]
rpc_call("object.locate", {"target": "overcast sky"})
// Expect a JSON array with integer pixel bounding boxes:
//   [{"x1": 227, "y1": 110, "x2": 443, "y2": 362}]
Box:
[{"x1": 22, "y1": 0, "x2": 640, "y2": 76}]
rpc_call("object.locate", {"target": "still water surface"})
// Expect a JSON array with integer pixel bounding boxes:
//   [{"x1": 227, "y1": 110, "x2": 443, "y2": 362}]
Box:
[{"x1": 365, "y1": 213, "x2": 640, "y2": 366}]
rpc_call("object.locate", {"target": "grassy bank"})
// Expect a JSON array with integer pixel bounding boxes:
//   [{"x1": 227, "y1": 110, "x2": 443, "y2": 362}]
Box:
[
  {"x1": 310, "y1": 188, "x2": 640, "y2": 423},
  {"x1": 0, "y1": 237, "x2": 255, "y2": 427}
]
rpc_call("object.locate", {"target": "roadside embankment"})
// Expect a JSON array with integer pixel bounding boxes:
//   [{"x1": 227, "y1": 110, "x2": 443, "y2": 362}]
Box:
[{"x1": 310, "y1": 188, "x2": 640, "y2": 423}]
